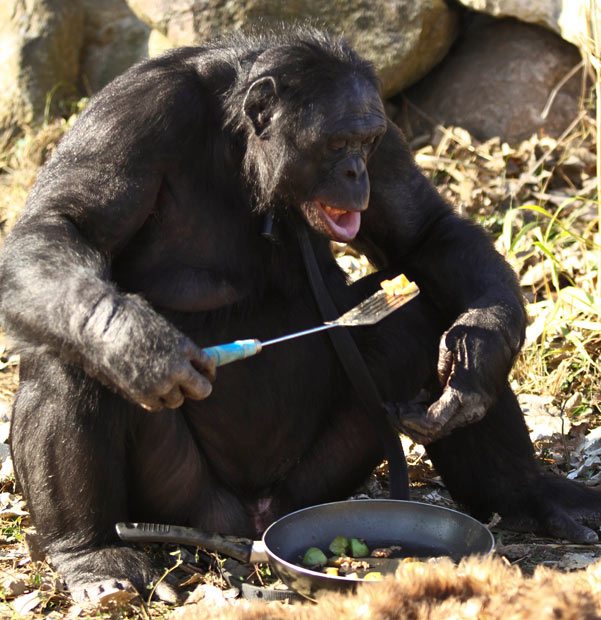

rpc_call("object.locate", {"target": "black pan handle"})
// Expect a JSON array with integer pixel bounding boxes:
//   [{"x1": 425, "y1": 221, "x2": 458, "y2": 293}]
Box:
[{"x1": 115, "y1": 522, "x2": 267, "y2": 563}]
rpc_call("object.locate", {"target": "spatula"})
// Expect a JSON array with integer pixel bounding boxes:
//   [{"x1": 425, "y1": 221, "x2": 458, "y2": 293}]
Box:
[{"x1": 202, "y1": 278, "x2": 419, "y2": 366}]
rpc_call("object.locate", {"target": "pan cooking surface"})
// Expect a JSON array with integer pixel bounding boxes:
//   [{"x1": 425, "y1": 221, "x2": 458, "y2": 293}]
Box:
[{"x1": 263, "y1": 499, "x2": 494, "y2": 600}]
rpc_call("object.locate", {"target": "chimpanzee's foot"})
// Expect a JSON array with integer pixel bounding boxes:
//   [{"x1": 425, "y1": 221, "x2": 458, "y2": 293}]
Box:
[
  {"x1": 51, "y1": 545, "x2": 180, "y2": 604},
  {"x1": 498, "y1": 475, "x2": 601, "y2": 543},
  {"x1": 69, "y1": 579, "x2": 139, "y2": 606}
]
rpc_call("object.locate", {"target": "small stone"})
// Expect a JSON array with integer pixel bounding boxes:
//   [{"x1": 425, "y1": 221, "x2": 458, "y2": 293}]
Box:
[{"x1": 2, "y1": 577, "x2": 27, "y2": 598}]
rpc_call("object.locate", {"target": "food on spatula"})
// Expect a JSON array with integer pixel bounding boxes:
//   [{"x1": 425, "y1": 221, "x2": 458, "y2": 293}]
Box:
[{"x1": 380, "y1": 273, "x2": 418, "y2": 297}]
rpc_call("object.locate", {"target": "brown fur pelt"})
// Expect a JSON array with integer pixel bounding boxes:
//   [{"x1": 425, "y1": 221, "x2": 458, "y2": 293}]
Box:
[{"x1": 173, "y1": 555, "x2": 601, "y2": 620}]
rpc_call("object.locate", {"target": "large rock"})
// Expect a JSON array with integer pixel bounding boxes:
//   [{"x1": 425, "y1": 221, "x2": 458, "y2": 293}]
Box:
[
  {"x1": 457, "y1": 0, "x2": 596, "y2": 48},
  {"x1": 79, "y1": 0, "x2": 150, "y2": 93},
  {"x1": 398, "y1": 16, "x2": 584, "y2": 144},
  {"x1": 0, "y1": 0, "x2": 84, "y2": 146},
  {"x1": 125, "y1": 0, "x2": 460, "y2": 97}
]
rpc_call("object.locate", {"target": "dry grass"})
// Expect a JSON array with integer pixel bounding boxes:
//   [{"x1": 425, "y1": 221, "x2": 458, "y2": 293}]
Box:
[{"x1": 0, "y1": 123, "x2": 68, "y2": 236}]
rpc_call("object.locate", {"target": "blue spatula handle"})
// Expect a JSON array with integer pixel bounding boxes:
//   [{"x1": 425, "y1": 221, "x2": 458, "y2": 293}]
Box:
[{"x1": 202, "y1": 339, "x2": 262, "y2": 367}]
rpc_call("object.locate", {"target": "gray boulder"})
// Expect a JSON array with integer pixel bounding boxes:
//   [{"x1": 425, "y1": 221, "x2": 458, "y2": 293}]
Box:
[
  {"x1": 79, "y1": 0, "x2": 151, "y2": 94},
  {"x1": 0, "y1": 0, "x2": 84, "y2": 146},
  {"x1": 126, "y1": 0, "x2": 460, "y2": 97},
  {"x1": 457, "y1": 0, "x2": 592, "y2": 47},
  {"x1": 398, "y1": 16, "x2": 584, "y2": 144}
]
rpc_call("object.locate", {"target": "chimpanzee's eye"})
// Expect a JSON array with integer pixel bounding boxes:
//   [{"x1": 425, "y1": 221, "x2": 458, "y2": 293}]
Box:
[
  {"x1": 363, "y1": 136, "x2": 376, "y2": 149},
  {"x1": 364, "y1": 135, "x2": 383, "y2": 157},
  {"x1": 328, "y1": 138, "x2": 347, "y2": 151}
]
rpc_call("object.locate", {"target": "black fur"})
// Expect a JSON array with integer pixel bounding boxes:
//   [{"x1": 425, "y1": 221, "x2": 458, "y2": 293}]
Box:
[{"x1": 1, "y1": 29, "x2": 600, "y2": 600}]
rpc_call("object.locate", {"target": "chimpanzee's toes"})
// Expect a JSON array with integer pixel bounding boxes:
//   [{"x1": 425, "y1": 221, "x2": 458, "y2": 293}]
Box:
[
  {"x1": 498, "y1": 510, "x2": 599, "y2": 544},
  {"x1": 497, "y1": 475, "x2": 601, "y2": 543},
  {"x1": 152, "y1": 579, "x2": 182, "y2": 604},
  {"x1": 70, "y1": 579, "x2": 140, "y2": 605},
  {"x1": 539, "y1": 476, "x2": 601, "y2": 542},
  {"x1": 544, "y1": 509, "x2": 599, "y2": 544},
  {"x1": 51, "y1": 544, "x2": 182, "y2": 605},
  {"x1": 70, "y1": 577, "x2": 180, "y2": 605}
]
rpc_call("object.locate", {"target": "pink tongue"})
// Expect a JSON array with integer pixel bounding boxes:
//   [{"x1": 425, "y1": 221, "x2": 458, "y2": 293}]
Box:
[{"x1": 327, "y1": 210, "x2": 361, "y2": 241}]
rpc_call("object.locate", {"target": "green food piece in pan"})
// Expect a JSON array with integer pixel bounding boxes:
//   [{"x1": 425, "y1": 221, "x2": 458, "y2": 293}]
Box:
[
  {"x1": 302, "y1": 547, "x2": 328, "y2": 568},
  {"x1": 328, "y1": 535, "x2": 350, "y2": 556},
  {"x1": 350, "y1": 538, "x2": 370, "y2": 557}
]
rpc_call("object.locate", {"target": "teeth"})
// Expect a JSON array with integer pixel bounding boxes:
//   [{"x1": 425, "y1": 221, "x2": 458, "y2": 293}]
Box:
[{"x1": 324, "y1": 205, "x2": 347, "y2": 216}]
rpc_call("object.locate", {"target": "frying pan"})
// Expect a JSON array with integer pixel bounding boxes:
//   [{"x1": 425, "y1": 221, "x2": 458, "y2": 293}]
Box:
[{"x1": 117, "y1": 499, "x2": 494, "y2": 601}]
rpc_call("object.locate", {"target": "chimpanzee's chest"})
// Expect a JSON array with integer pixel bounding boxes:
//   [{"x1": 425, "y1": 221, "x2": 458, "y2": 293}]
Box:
[{"x1": 112, "y1": 173, "x2": 265, "y2": 311}]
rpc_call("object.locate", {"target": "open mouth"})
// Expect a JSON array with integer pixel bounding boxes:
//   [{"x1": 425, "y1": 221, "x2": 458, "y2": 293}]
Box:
[{"x1": 315, "y1": 201, "x2": 361, "y2": 242}]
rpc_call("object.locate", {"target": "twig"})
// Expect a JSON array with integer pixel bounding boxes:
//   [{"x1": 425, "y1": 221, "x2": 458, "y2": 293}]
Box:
[
  {"x1": 541, "y1": 60, "x2": 585, "y2": 120},
  {"x1": 146, "y1": 552, "x2": 182, "y2": 605}
]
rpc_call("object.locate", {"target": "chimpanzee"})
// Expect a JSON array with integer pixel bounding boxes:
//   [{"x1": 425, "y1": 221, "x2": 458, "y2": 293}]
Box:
[{"x1": 1, "y1": 29, "x2": 600, "y2": 602}]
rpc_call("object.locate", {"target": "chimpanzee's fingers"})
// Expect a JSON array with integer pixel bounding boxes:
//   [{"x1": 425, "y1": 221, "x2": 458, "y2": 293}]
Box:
[
  {"x1": 425, "y1": 388, "x2": 462, "y2": 431},
  {"x1": 138, "y1": 399, "x2": 163, "y2": 412},
  {"x1": 396, "y1": 418, "x2": 436, "y2": 446},
  {"x1": 160, "y1": 385, "x2": 186, "y2": 409},
  {"x1": 188, "y1": 346, "x2": 217, "y2": 382},
  {"x1": 435, "y1": 390, "x2": 490, "y2": 435},
  {"x1": 393, "y1": 390, "x2": 461, "y2": 444},
  {"x1": 437, "y1": 341, "x2": 454, "y2": 387},
  {"x1": 400, "y1": 414, "x2": 439, "y2": 437},
  {"x1": 387, "y1": 395, "x2": 433, "y2": 445},
  {"x1": 400, "y1": 388, "x2": 489, "y2": 445},
  {"x1": 178, "y1": 361, "x2": 213, "y2": 401}
]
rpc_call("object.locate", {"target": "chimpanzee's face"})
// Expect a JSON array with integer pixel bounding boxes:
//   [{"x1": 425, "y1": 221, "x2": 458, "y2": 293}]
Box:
[
  {"x1": 243, "y1": 74, "x2": 386, "y2": 242},
  {"x1": 298, "y1": 78, "x2": 386, "y2": 242}
]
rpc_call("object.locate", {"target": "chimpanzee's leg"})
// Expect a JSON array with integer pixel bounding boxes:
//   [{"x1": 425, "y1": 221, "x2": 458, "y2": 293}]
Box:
[
  {"x1": 10, "y1": 352, "x2": 203, "y2": 602},
  {"x1": 425, "y1": 386, "x2": 536, "y2": 518},
  {"x1": 426, "y1": 385, "x2": 601, "y2": 542}
]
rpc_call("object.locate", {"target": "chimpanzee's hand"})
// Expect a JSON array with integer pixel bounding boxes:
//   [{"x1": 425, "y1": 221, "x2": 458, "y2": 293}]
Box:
[
  {"x1": 81, "y1": 294, "x2": 216, "y2": 411},
  {"x1": 398, "y1": 311, "x2": 516, "y2": 444},
  {"x1": 127, "y1": 335, "x2": 216, "y2": 412}
]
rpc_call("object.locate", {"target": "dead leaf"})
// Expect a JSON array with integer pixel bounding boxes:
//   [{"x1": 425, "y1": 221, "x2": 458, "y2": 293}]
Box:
[
  {"x1": 519, "y1": 394, "x2": 570, "y2": 440},
  {"x1": 12, "y1": 590, "x2": 42, "y2": 615},
  {"x1": 186, "y1": 583, "x2": 235, "y2": 607},
  {"x1": 96, "y1": 585, "x2": 139, "y2": 608}
]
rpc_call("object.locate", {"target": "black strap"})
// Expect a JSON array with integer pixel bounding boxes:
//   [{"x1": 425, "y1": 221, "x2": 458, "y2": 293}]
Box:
[{"x1": 297, "y1": 227, "x2": 409, "y2": 500}]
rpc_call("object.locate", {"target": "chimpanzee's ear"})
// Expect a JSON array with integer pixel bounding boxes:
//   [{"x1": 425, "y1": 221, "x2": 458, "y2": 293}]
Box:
[{"x1": 243, "y1": 76, "x2": 279, "y2": 136}]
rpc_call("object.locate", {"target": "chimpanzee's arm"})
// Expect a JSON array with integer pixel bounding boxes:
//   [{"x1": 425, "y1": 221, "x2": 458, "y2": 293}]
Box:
[
  {"x1": 358, "y1": 121, "x2": 527, "y2": 442},
  {"x1": 0, "y1": 54, "x2": 217, "y2": 411}
]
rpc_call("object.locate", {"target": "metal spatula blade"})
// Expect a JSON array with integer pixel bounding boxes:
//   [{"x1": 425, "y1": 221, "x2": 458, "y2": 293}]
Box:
[
  {"x1": 202, "y1": 279, "x2": 420, "y2": 367},
  {"x1": 327, "y1": 285, "x2": 419, "y2": 327}
]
